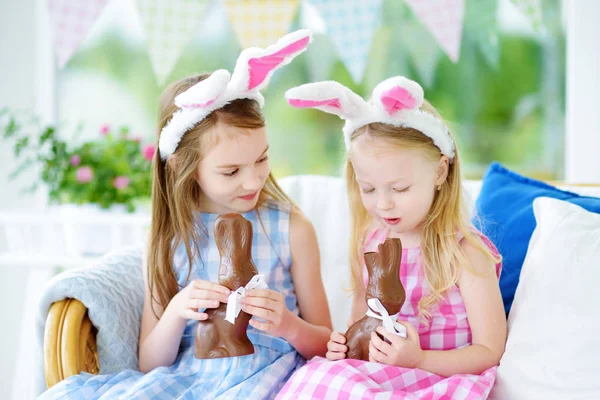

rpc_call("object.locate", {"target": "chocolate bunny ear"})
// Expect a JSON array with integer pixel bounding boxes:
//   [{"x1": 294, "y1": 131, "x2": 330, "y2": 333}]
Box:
[
  {"x1": 364, "y1": 238, "x2": 403, "y2": 278},
  {"x1": 363, "y1": 251, "x2": 380, "y2": 277},
  {"x1": 214, "y1": 215, "x2": 233, "y2": 249},
  {"x1": 214, "y1": 214, "x2": 254, "y2": 257},
  {"x1": 229, "y1": 29, "x2": 313, "y2": 92},
  {"x1": 377, "y1": 238, "x2": 403, "y2": 270},
  {"x1": 235, "y1": 217, "x2": 253, "y2": 255}
]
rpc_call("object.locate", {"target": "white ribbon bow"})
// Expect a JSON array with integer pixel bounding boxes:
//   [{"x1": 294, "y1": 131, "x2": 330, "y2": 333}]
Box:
[
  {"x1": 225, "y1": 274, "x2": 268, "y2": 324},
  {"x1": 365, "y1": 298, "x2": 407, "y2": 339}
]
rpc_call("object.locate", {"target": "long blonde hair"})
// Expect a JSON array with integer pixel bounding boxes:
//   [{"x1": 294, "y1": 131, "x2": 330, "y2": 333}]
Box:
[
  {"x1": 346, "y1": 101, "x2": 501, "y2": 321},
  {"x1": 148, "y1": 73, "x2": 292, "y2": 315}
]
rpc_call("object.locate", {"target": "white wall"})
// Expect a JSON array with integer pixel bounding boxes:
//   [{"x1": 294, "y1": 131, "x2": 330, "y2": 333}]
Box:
[
  {"x1": 0, "y1": 3, "x2": 37, "y2": 206},
  {"x1": 0, "y1": 0, "x2": 52, "y2": 398}
]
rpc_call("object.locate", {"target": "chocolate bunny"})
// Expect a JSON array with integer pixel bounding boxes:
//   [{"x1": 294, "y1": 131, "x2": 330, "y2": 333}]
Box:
[
  {"x1": 195, "y1": 213, "x2": 258, "y2": 359},
  {"x1": 345, "y1": 238, "x2": 406, "y2": 361}
]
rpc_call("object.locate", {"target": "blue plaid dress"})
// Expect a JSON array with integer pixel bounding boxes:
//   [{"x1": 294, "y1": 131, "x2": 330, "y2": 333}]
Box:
[{"x1": 39, "y1": 201, "x2": 305, "y2": 400}]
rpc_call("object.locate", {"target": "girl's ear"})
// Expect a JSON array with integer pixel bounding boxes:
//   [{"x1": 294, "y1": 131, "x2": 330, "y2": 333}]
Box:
[
  {"x1": 436, "y1": 155, "x2": 450, "y2": 186},
  {"x1": 193, "y1": 159, "x2": 203, "y2": 184},
  {"x1": 194, "y1": 168, "x2": 200, "y2": 184}
]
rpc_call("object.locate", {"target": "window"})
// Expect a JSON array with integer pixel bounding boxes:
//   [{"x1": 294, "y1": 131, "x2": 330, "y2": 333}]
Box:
[{"x1": 57, "y1": 0, "x2": 565, "y2": 180}]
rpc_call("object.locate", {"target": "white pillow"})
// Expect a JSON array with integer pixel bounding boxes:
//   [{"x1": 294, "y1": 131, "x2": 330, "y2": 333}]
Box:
[
  {"x1": 279, "y1": 175, "x2": 352, "y2": 332},
  {"x1": 491, "y1": 197, "x2": 600, "y2": 400}
]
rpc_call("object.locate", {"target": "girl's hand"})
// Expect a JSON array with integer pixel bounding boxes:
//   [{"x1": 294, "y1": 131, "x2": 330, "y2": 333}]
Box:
[
  {"x1": 241, "y1": 289, "x2": 292, "y2": 338},
  {"x1": 369, "y1": 321, "x2": 424, "y2": 368},
  {"x1": 168, "y1": 280, "x2": 230, "y2": 321},
  {"x1": 326, "y1": 331, "x2": 348, "y2": 361}
]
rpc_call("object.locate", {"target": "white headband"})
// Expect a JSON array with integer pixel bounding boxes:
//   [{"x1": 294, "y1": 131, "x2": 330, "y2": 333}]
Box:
[
  {"x1": 159, "y1": 29, "x2": 313, "y2": 160},
  {"x1": 284, "y1": 76, "x2": 455, "y2": 161}
]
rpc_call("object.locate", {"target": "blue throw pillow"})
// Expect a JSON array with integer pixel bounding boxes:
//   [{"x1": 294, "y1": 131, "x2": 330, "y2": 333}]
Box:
[{"x1": 473, "y1": 162, "x2": 600, "y2": 314}]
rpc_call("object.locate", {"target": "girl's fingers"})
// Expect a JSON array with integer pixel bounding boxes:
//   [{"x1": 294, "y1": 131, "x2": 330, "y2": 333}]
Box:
[
  {"x1": 375, "y1": 326, "x2": 404, "y2": 346},
  {"x1": 327, "y1": 341, "x2": 348, "y2": 353},
  {"x1": 187, "y1": 299, "x2": 219, "y2": 310},
  {"x1": 369, "y1": 341, "x2": 387, "y2": 363},
  {"x1": 249, "y1": 319, "x2": 271, "y2": 332},
  {"x1": 393, "y1": 320, "x2": 417, "y2": 338},
  {"x1": 242, "y1": 304, "x2": 276, "y2": 321},
  {"x1": 370, "y1": 331, "x2": 393, "y2": 355},
  {"x1": 245, "y1": 289, "x2": 279, "y2": 301},
  {"x1": 191, "y1": 288, "x2": 229, "y2": 303},
  {"x1": 330, "y1": 331, "x2": 347, "y2": 344},
  {"x1": 241, "y1": 296, "x2": 273, "y2": 310},
  {"x1": 192, "y1": 280, "x2": 230, "y2": 295},
  {"x1": 185, "y1": 310, "x2": 208, "y2": 321}
]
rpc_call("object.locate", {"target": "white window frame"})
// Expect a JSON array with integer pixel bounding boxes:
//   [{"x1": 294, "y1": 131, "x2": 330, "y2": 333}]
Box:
[
  {"x1": 10, "y1": 3, "x2": 57, "y2": 399},
  {"x1": 565, "y1": 0, "x2": 600, "y2": 183}
]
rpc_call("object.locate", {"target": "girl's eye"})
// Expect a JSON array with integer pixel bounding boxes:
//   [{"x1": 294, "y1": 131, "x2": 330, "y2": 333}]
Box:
[
  {"x1": 223, "y1": 169, "x2": 239, "y2": 177},
  {"x1": 393, "y1": 187, "x2": 409, "y2": 193},
  {"x1": 361, "y1": 188, "x2": 375, "y2": 194},
  {"x1": 257, "y1": 156, "x2": 269, "y2": 163}
]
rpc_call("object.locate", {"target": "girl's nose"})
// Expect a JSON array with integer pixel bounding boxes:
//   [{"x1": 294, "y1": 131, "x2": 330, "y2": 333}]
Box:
[
  {"x1": 376, "y1": 194, "x2": 394, "y2": 211},
  {"x1": 242, "y1": 170, "x2": 262, "y2": 191}
]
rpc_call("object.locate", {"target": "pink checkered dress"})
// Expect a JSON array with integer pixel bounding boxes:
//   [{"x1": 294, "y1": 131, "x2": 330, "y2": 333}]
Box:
[{"x1": 277, "y1": 228, "x2": 502, "y2": 400}]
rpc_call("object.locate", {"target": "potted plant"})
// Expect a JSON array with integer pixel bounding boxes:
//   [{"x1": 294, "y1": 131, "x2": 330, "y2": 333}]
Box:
[
  {"x1": 1, "y1": 107, "x2": 154, "y2": 213},
  {"x1": 1, "y1": 108, "x2": 155, "y2": 256}
]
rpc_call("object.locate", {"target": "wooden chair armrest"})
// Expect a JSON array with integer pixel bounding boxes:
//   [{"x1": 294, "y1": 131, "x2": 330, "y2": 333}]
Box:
[{"x1": 44, "y1": 299, "x2": 99, "y2": 389}]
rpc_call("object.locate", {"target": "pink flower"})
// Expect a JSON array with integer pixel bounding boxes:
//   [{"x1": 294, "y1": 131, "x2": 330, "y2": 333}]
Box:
[
  {"x1": 70, "y1": 155, "x2": 81, "y2": 166},
  {"x1": 113, "y1": 176, "x2": 130, "y2": 190},
  {"x1": 142, "y1": 144, "x2": 155, "y2": 161},
  {"x1": 76, "y1": 166, "x2": 93, "y2": 183},
  {"x1": 99, "y1": 124, "x2": 110, "y2": 136}
]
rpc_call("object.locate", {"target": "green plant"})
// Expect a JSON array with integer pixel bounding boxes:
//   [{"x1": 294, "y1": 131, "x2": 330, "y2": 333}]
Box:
[{"x1": 0, "y1": 107, "x2": 153, "y2": 212}]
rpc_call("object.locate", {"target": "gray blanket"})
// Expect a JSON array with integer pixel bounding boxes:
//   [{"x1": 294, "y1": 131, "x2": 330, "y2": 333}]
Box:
[{"x1": 34, "y1": 247, "x2": 144, "y2": 395}]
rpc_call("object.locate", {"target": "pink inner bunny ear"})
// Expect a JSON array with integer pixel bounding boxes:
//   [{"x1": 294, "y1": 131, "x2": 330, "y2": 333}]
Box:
[
  {"x1": 287, "y1": 98, "x2": 341, "y2": 110},
  {"x1": 380, "y1": 86, "x2": 419, "y2": 115},
  {"x1": 247, "y1": 36, "x2": 311, "y2": 90},
  {"x1": 181, "y1": 99, "x2": 216, "y2": 109}
]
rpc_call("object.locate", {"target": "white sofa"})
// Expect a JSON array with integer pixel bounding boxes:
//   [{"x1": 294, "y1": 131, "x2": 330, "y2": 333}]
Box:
[{"x1": 33, "y1": 175, "x2": 600, "y2": 399}]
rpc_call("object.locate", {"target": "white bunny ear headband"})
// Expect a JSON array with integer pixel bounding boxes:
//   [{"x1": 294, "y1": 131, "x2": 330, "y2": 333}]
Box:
[
  {"x1": 285, "y1": 76, "x2": 455, "y2": 162},
  {"x1": 159, "y1": 29, "x2": 313, "y2": 160}
]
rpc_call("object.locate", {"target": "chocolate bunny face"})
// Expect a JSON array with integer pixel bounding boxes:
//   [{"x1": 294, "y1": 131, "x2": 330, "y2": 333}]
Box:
[
  {"x1": 214, "y1": 213, "x2": 257, "y2": 290},
  {"x1": 364, "y1": 238, "x2": 405, "y2": 315}
]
